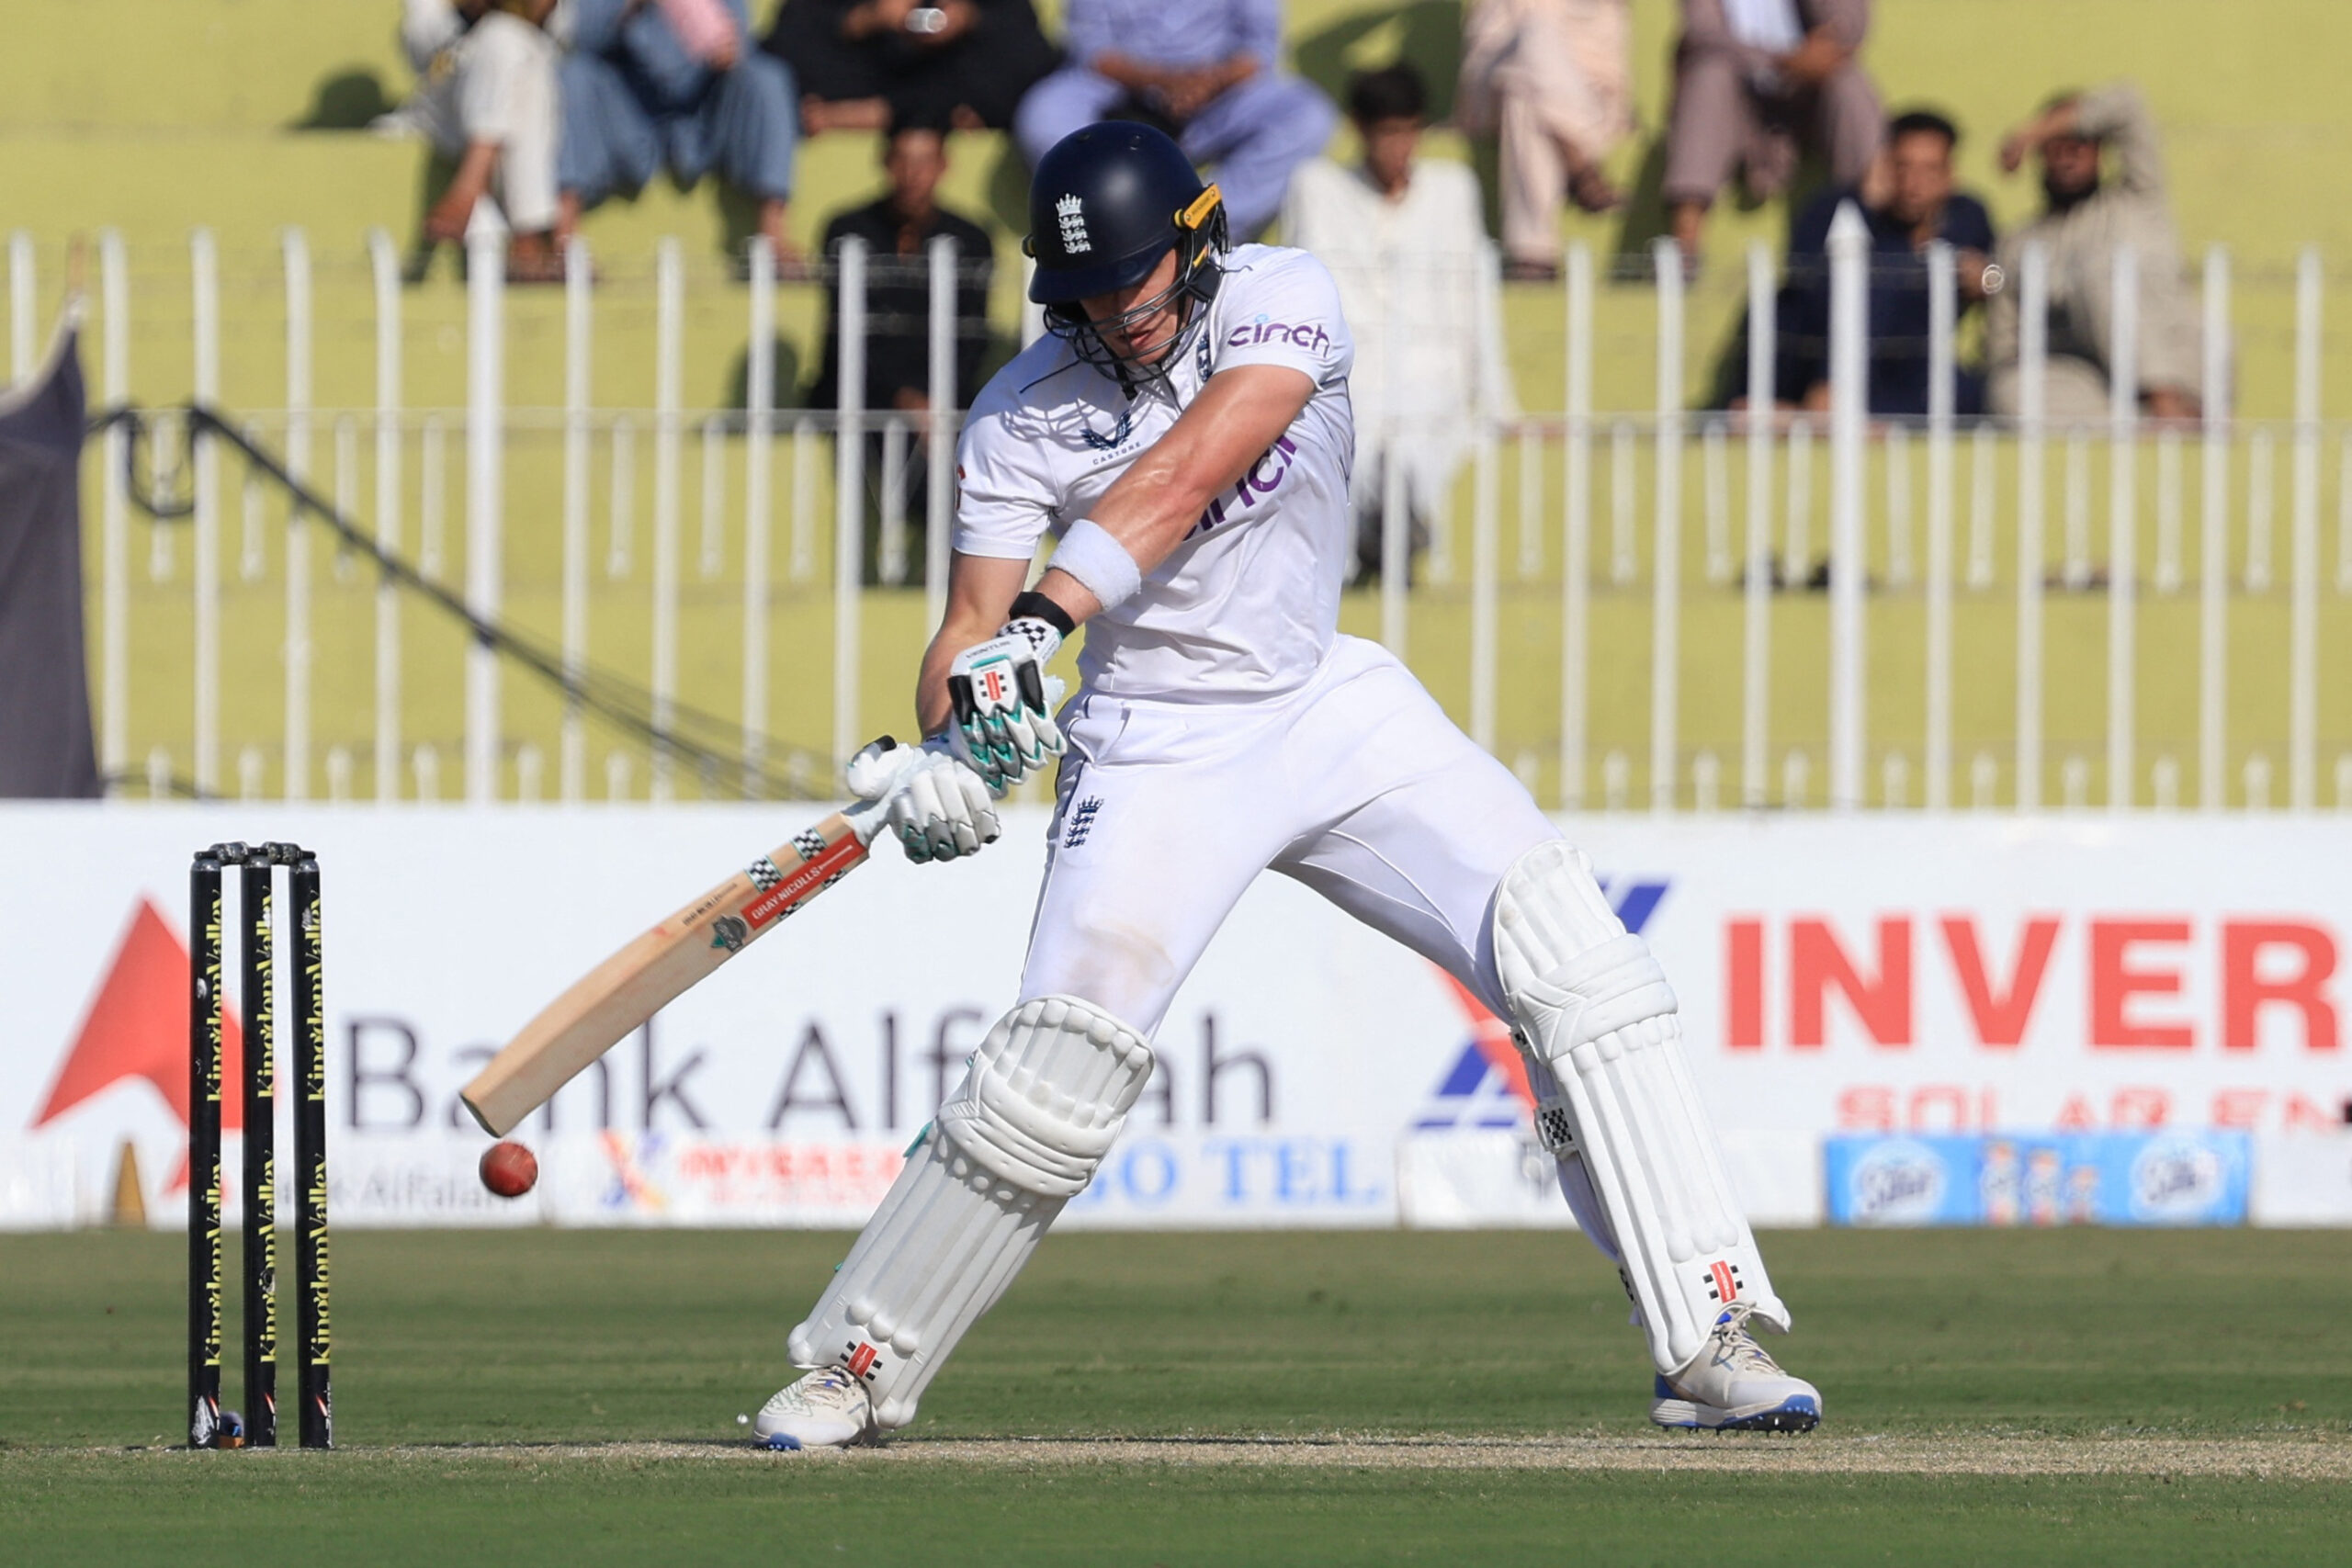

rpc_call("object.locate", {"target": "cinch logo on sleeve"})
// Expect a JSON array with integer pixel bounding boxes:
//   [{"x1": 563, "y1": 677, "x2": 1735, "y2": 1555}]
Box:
[
  {"x1": 1186, "y1": 434, "x2": 1300, "y2": 540},
  {"x1": 1227, "y1": 312, "x2": 1331, "y2": 355}
]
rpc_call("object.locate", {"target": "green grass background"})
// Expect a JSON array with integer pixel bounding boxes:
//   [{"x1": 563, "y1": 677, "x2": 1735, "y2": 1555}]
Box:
[{"x1": 3, "y1": 1228, "x2": 2349, "y2": 1563}]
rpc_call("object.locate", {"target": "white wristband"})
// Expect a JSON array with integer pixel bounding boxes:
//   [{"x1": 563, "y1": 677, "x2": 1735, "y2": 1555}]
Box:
[{"x1": 1049, "y1": 519, "x2": 1145, "y2": 612}]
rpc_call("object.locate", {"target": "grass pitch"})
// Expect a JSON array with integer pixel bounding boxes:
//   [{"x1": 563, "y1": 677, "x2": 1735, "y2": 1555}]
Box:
[{"x1": 4, "y1": 1227, "x2": 2348, "y2": 1563}]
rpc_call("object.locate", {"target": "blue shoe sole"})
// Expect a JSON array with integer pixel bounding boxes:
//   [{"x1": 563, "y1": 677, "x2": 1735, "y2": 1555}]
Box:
[
  {"x1": 1713, "y1": 1396, "x2": 1821, "y2": 1433},
  {"x1": 1653, "y1": 1394, "x2": 1822, "y2": 1433}
]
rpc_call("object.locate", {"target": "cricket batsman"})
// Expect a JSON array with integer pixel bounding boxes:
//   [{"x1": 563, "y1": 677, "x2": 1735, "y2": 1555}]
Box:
[{"x1": 756, "y1": 123, "x2": 1821, "y2": 1446}]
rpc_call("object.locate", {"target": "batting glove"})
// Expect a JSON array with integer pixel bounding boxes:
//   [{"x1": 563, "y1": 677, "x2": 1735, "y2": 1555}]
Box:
[
  {"x1": 846, "y1": 737, "x2": 1001, "y2": 864},
  {"x1": 944, "y1": 615, "x2": 1067, "y2": 793}
]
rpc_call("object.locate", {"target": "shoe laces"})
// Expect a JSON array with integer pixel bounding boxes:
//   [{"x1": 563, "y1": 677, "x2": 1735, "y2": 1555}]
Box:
[
  {"x1": 795, "y1": 1366, "x2": 868, "y2": 1410},
  {"x1": 1704, "y1": 1302, "x2": 1786, "y2": 1376}
]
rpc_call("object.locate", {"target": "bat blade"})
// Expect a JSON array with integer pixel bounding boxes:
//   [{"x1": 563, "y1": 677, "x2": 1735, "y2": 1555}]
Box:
[{"x1": 461, "y1": 812, "x2": 871, "y2": 1136}]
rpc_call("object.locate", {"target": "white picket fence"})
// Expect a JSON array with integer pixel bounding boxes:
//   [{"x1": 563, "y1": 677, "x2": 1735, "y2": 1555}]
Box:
[{"x1": 19, "y1": 223, "x2": 2352, "y2": 811}]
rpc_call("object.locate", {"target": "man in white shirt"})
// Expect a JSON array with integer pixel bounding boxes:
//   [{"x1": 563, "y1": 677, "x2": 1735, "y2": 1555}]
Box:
[
  {"x1": 1283, "y1": 64, "x2": 1515, "y2": 581},
  {"x1": 382, "y1": 0, "x2": 568, "y2": 279},
  {"x1": 752, "y1": 123, "x2": 1822, "y2": 1450}
]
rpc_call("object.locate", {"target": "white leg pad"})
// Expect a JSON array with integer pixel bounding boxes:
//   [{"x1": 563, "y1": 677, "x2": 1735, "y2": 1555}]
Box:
[
  {"x1": 1492, "y1": 840, "x2": 1788, "y2": 1372},
  {"x1": 1514, "y1": 1043, "x2": 1625, "y2": 1265},
  {"x1": 786, "y1": 995, "x2": 1153, "y2": 1429}
]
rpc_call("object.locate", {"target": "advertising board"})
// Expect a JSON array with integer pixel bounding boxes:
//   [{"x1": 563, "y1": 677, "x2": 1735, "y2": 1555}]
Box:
[{"x1": 4, "y1": 807, "x2": 2344, "y2": 1230}]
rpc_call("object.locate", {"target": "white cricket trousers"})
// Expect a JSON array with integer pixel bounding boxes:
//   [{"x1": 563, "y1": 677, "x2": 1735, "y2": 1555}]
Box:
[
  {"x1": 1021, "y1": 635, "x2": 1558, "y2": 1034},
  {"x1": 1023, "y1": 635, "x2": 1631, "y2": 1292}
]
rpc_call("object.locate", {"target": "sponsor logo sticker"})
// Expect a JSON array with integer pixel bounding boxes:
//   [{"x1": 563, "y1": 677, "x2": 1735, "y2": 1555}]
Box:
[
  {"x1": 2130, "y1": 1134, "x2": 2229, "y2": 1222},
  {"x1": 743, "y1": 836, "x2": 865, "y2": 930},
  {"x1": 1846, "y1": 1139, "x2": 1950, "y2": 1225}
]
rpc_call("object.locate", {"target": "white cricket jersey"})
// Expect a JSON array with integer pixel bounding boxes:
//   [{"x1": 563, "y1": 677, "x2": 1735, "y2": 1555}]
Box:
[{"x1": 952, "y1": 243, "x2": 1356, "y2": 701}]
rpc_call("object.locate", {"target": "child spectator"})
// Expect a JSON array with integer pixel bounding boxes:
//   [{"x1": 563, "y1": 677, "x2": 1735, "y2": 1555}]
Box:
[
  {"x1": 808, "y1": 116, "x2": 997, "y2": 580},
  {"x1": 1283, "y1": 65, "x2": 1514, "y2": 579},
  {"x1": 808, "y1": 117, "x2": 995, "y2": 411}
]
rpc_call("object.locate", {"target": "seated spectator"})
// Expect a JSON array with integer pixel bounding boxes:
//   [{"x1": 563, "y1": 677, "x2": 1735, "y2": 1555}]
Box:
[
  {"x1": 809, "y1": 115, "x2": 995, "y2": 579},
  {"x1": 1282, "y1": 65, "x2": 1514, "y2": 581},
  {"x1": 1771, "y1": 109, "x2": 1995, "y2": 416},
  {"x1": 383, "y1": 0, "x2": 567, "y2": 280},
  {"x1": 762, "y1": 0, "x2": 1059, "y2": 136},
  {"x1": 1665, "y1": 0, "x2": 1881, "y2": 265},
  {"x1": 1454, "y1": 0, "x2": 1634, "y2": 282},
  {"x1": 1985, "y1": 84, "x2": 2199, "y2": 423},
  {"x1": 559, "y1": 0, "x2": 803, "y2": 263},
  {"x1": 1012, "y1": 0, "x2": 1336, "y2": 240}
]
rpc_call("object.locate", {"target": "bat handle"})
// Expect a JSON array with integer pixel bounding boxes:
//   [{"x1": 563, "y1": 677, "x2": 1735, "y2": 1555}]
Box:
[{"x1": 845, "y1": 793, "x2": 894, "y2": 849}]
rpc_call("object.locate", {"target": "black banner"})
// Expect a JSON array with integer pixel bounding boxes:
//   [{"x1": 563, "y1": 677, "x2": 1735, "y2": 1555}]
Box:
[{"x1": 0, "y1": 316, "x2": 98, "y2": 798}]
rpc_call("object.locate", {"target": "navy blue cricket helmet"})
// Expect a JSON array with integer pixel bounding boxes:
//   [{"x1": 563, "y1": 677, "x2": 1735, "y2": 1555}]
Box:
[
  {"x1": 1025, "y1": 129, "x2": 1232, "y2": 392},
  {"x1": 1023, "y1": 124, "x2": 1228, "y2": 377}
]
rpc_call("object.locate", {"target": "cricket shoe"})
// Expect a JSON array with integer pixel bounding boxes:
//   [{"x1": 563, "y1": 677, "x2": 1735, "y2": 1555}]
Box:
[
  {"x1": 1650, "y1": 1303, "x2": 1822, "y2": 1432},
  {"x1": 754, "y1": 1366, "x2": 876, "y2": 1449}
]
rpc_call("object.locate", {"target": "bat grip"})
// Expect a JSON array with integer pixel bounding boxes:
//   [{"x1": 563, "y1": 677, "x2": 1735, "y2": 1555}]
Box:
[{"x1": 844, "y1": 791, "x2": 894, "y2": 849}]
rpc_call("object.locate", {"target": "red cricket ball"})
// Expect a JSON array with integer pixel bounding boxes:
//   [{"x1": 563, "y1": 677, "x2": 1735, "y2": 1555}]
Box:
[{"x1": 479, "y1": 1140, "x2": 539, "y2": 1199}]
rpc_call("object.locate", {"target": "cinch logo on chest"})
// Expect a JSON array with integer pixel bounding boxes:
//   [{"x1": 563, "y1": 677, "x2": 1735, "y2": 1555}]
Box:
[{"x1": 1228, "y1": 314, "x2": 1331, "y2": 355}]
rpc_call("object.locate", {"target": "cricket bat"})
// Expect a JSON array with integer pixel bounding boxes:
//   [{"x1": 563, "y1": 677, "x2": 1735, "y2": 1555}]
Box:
[{"x1": 461, "y1": 795, "x2": 888, "y2": 1137}]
